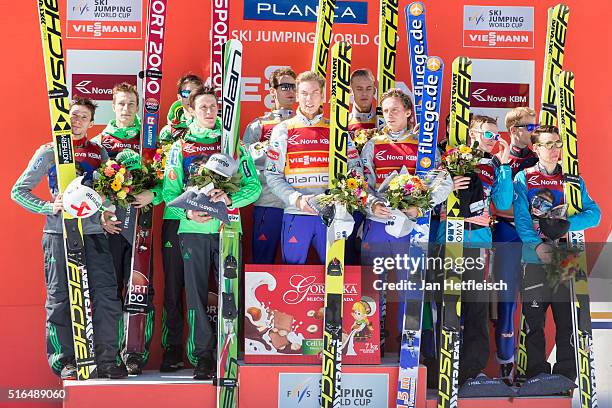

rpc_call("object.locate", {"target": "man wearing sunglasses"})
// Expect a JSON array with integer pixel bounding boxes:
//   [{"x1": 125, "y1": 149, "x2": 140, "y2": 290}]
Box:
[
  {"x1": 490, "y1": 107, "x2": 539, "y2": 385},
  {"x1": 513, "y1": 125, "x2": 600, "y2": 388},
  {"x1": 157, "y1": 74, "x2": 204, "y2": 373},
  {"x1": 243, "y1": 67, "x2": 296, "y2": 264},
  {"x1": 436, "y1": 115, "x2": 513, "y2": 389}
]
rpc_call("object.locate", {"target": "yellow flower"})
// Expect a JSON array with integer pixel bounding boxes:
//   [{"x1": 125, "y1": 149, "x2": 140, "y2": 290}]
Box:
[
  {"x1": 117, "y1": 190, "x2": 127, "y2": 200},
  {"x1": 111, "y1": 179, "x2": 122, "y2": 192},
  {"x1": 389, "y1": 178, "x2": 400, "y2": 191},
  {"x1": 114, "y1": 172, "x2": 124, "y2": 183},
  {"x1": 347, "y1": 178, "x2": 358, "y2": 189},
  {"x1": 459, "y1": 145, "x2": 472, "y2": 154},
  {"x1": 119, "y1": 167, "x2": 126, "y2": 174}
]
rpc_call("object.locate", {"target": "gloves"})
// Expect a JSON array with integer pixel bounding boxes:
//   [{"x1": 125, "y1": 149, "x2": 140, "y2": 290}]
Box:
[{"x1": 116, "y1": 149, "x2": 142, "y2": 171}]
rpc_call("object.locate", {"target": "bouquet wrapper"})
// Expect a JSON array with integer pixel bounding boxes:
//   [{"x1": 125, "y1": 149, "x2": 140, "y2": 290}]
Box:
[
  {"x1": 385, "y1": 209, "x2": 416, "y2": 238},
  {"x1": 307, "y1": 194, "x2": 336, "y2": 226},
  {"x1": 168, "y1": 186, "x2": 230, "y2": 224},
  {"x1": 328, "y1": 204, "x2": 355, "y2": 241}
]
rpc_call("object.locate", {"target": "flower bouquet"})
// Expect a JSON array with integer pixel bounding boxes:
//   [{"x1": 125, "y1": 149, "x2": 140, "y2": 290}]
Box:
[
  {"x1": 353, "y1": 128, "x2": 377, "y2": 154},
  {"x1": 94, "y1": 159, "x2": 159, "y2": 210},
  {"x1": 441, "y1": 142, "x2": 484, "y2": 176}
]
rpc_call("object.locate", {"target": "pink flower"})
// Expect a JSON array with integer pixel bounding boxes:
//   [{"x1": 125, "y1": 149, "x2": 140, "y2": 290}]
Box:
[
  {"x1": 111, "y1": 163, "x2": 121, "y2": 171},
  {"x1": 154, "y1": 153, "x2": 162, "y2": 162}
]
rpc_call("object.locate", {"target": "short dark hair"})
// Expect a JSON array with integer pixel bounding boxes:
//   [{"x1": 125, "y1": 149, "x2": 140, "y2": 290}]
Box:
[
  {"x1": 177, "y1": 73, "x2": 204, "y2": 94},
  {"x1": 531, "y1": 125, "x2": 559, "y2": 144},
  {"x1": 112, "y1": 82, "x2": 139, "y2": 104},
  {"x1": 269, "y1": 67, "x2": 297, "y2": 88},
  {"x1": 350, "y1": 68, "x2": 375, "y2": 84},
  {"x1": 69, "y1": 97, "x2": 98, "y2": 120},
  {"x1": 187, "y1": 86, "x2": 217, "y2": 109},
  {"x1": 470, "y1": 114, "x2": 497, "y2": 129}
]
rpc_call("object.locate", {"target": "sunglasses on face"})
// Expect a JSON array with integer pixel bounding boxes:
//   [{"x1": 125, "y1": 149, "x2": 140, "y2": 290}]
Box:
[
  {"x1": 515, "y1": 123, "x2": 538, "y2": 132},
  {"x1": 276, "y1": 83, "x2": 296, "y2": 92},
  {"x1": 180, "y1": 89, "x2": 191, "y2": 98},
  {"x1": 476, "y1": 130, "x2": 500, "y2": 141},
  {"x1": 535, "y1": 141, "x2": 563, "y2": 149}
]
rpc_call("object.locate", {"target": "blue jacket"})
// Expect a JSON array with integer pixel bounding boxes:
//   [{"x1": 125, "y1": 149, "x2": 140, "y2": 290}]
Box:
[{"x1": 513, "y1": 169, "x2": 601, "y2": 263}]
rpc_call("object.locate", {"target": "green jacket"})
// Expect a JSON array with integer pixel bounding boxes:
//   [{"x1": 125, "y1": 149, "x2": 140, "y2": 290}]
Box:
[
  {"x1": 162, "y1": 119, "x2": 261, "y2": 234},
  {"x1": 91, "y1": 116, "x2": 164, "y2": 206}
]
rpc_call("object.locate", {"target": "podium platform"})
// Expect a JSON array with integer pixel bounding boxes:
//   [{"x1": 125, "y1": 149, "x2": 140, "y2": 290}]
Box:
[{"x1": 62, "y1": 358, "x2": 571, "y2": 408}]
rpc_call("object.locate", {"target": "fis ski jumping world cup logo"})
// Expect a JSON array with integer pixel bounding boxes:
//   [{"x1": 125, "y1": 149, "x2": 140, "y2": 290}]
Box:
[
  {"x1": 243, "y1": 0, "x2": 368, "y2": 24},
  {"x1": 463, "y1": 6, "x2": 534, "y2": 49},
  {"x1": 66, "y1": 0, "x2": 142, "y2": 39}
]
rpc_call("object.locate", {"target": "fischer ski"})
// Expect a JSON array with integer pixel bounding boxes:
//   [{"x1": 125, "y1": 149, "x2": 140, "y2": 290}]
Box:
[
  {"x1": 376, "y1": 0, "x2": 399, "y2": 129},
  {"x1": 311, "y1": 0, "x2": 336, "y2": 80},
  {"x1": 518, "y1": 4, "x2": 570, "y2": 383},
  {"x1": 124, "y1": 0, "x2": 168, "y2": 356},
  {"x1": 437, "y1": 56, "x2": 472, "y2": 408},
  {"x1": 36, "y1": 0, "x2": 97, "y2": 380},
  {"x1": 397, "y1": 56, "x2": 444, "y2": 408},
  {"x1": 557, "y1": 70, "x2": 598, "y2": 408},
  {"x1": 539, "y1": 4, "x2": 569, "y2": 126},
  {"x1": 216, "y1": 39, "x2": 243, "y2": 408},
  {"x1": 406, "y1": 2, "x2": 428, "y2": 122},
  {"x1": 320, "y1": 41, "x2": 352, "y2": 408}
]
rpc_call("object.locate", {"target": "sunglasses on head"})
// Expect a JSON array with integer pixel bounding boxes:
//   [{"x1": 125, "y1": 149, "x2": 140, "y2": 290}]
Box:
[
  {"x1": 515, "y1": 123, "x2": 538, "y2": 132},
  {"x1": 180, "y1": 89, "x2": 191, "y2": 98},
  {"x1": 276, "y1": 83, "x2": 296, "y2": 91},
  {"x1": 535, "y1": 141, "x2": 563, "y2": 149}
]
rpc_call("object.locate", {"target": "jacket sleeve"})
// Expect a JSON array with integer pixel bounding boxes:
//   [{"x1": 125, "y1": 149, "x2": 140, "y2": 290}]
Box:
[
  {"x1": 568, "y1": 178, "x2": 601, "y2": 231},
  {"x1": 229, "y1": 144, "x2": 262, "y2": 208},
  {"x1": 158, "y1": 124, "x2": 173, "y2": 145},
  {"x1": 264, "y1": 122, "x2": 300, "y2": 207},
  {"x1": 242, "y1": 117, "x2": 262, "y2": 146},
  {"x1": 161, "y1": 140, "x2": 187, "y2": 220},
  {"x1": 491, "y1": 164, "x2": 513, "y2": 211},
  {"x1": 11, "y1": 145, "x2": 55, "y2": 215}
]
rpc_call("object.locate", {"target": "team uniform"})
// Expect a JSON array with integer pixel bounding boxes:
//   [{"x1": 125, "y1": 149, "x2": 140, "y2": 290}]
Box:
[
  {"x1": 92, "y1": 116, "x2": 164, "y2": 370},
  {"x1": 513, "y1": 164, "x2": 600, "y2": 381},
  {"x1": 436, "y1": 153, "x2": 513, "y2": 385},
  {"x1": 162, "y1": 118, "x2": 261, "y2": 370},
  {"x1": 491, "y1": 145, "x2": 538, "y2": 374},
  {"x1": 158, "y1": 100, "x2": 191, "y2": 368},
  {"x1": 264, "y1": 109, "x2": 362, "y2": 264},
  {"x1": 243, "y1": 108, "x2": 294, "y2": 264},
  {"x1": 11, "y1": 138, "x2": 124, "y2": 377},
  {"x1": 345, "y1": 104, "x2": 377, "y2": 265},
  {"x1": 360, "y1": 127, "x2": 452, "y2": 343}
]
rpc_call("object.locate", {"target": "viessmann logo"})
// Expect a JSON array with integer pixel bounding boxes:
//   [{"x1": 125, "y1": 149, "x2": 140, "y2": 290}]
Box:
[
  {"x1": 72, "y1": 74, "x2": 137, "y2": 101},
  {"x1": 470, "y1": 82, "x2": 530, "y2": 109},
  {"x1": 463, "y1": 6, "x2": 534, "y2": 49}
]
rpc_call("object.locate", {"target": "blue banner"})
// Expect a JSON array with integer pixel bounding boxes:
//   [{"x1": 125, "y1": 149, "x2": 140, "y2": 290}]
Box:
[
  {"x1": 244, "y1": 0, "x2": 368, "y2": 24},
  {"x1": 410, "y1": 56, "x2": 443, "y2": 243},
  {"x1": 406, "y1": 2, "x2": 428, "y2": 121}
]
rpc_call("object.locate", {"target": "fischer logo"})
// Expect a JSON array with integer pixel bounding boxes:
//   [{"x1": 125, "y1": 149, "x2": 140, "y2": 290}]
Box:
[
  {"x1": 72, "y1": 74, "x2": 136, "y2": 101},
  {"x1": 470, "y1": 82, "x2": 529, "y2": 109},
  {"x1": 282, "y1": 275, "x2": 357, "y2": 305}
]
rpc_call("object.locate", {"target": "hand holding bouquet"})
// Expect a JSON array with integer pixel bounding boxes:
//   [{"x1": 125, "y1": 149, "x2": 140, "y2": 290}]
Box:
[
  {"x1": 94, "y1": 157, "x2": 159, "y2": 210},
  {"x1": 315, "y1": 169, "x2": 368, "y2": 215},
  {"x1": 385, "y1": 173, "x2": 433, "y2": 213},
  {"x1": 441, "y1": 142, "x2": 484, "y2": 176}
]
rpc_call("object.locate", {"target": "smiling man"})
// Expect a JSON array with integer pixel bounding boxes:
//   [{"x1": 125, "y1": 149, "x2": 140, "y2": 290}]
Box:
[
  {"x1": 243, "y1": 67, "x2": 296, "y2": 264},
  {"x1": 264, "y1": 71, "x2": 362, "y2": 265}
]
